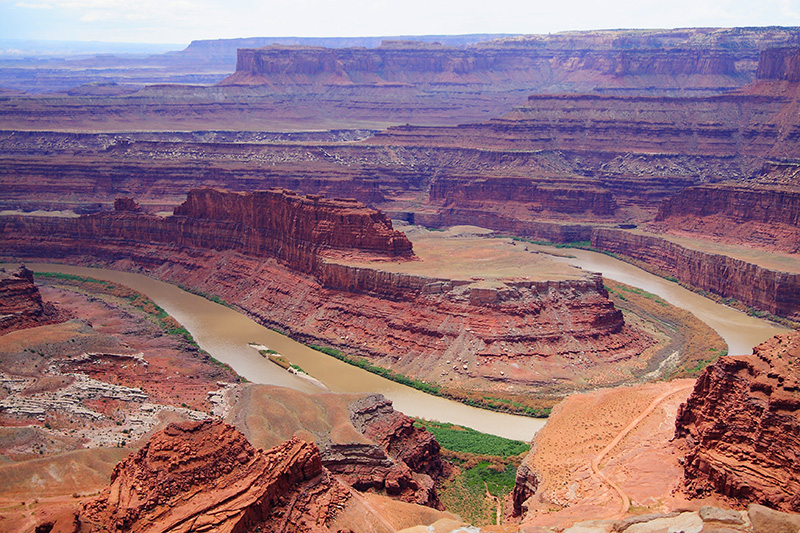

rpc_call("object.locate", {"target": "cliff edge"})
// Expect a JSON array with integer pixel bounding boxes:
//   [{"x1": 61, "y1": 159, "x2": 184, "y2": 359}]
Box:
[{"x1": 676, "y1": 329, "x2": 800, "y2": 512}]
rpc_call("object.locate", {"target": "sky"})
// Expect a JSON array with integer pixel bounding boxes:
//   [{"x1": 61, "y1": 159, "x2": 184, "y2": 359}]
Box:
[{"x1": 1, "y1": 0, "x2": 799, "y2": 46}]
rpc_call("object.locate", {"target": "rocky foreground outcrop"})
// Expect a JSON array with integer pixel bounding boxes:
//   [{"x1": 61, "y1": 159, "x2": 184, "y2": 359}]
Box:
[
  {"x1": 60, "y1": 420, "x2": 347, "y2": 532},
  {"x1": 675, "y1": 329, "x2": 800, "y2": 512}
]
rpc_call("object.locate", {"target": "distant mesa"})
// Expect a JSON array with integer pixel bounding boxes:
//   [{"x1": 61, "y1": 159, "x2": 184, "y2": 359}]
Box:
[{"x1": 756, "y1": 47, "x2": 800, "y2": 82}]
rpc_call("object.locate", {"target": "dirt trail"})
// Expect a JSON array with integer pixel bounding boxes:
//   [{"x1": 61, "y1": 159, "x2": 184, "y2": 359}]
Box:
[
  {"x1": 590, "y1": 383, "x2": 694, "y2": 517},
  {"x1": 484, "y1": 482, "x2": 502, "y2": 525}
]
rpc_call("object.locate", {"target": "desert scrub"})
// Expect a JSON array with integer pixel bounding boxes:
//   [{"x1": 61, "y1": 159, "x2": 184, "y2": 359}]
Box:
[
  {"x1": 604, "y1": 279, "x2": 727, "y2": 379},
  {"x1": 415, "y1": 419, "x2": 528, "y2": 526},
  {"x1": 415, "y1": 419, "x2": 529, "y2": 457}
]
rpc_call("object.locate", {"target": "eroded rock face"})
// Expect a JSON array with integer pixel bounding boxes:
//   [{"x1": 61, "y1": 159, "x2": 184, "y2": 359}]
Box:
[
  {"x1": 0, "y1": 265, "x2": 54, "y2": 334},
  {"x1": 228, "y1": 386, "x2": 447, "y2": 510},
  {"x1": 757, "y1": 48, "x2": 800, "y2": 82},
  {"x1": 173, "y1": 187, "x2": 413, "y2": 258},
  {"x1": 591, "y1": 228, "x2": 800, "y2": 321},
  {"x1": 675, "y1": 329, "x2": 800, "y2": 512},
  {"x1": 339, "y1": 394, "x2": 444, "y2": 507},
  {"x1": 77, "y1": 420, "x2": 349, "y2": 533},
  {"x1": 0, "y1": 190, "x2": 646, "y2": 397}
]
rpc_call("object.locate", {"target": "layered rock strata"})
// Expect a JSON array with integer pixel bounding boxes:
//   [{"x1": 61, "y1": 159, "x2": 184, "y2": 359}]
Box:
[
  {"x1": 221, "y1": 28, "x2": 800, "y2": 94},
  {"x1": 0, "y1": 189, "x2": 646, "y2": 396},
  {"x1": 590, "y1": 228, "x2": 800, "y2": 321},
  {"x1": 653, "y1": 162, "x2": 800, "y2": 252},
  {"x1": 226, "y1": 386, "x2": 446, "y2": 509},
  {"x1": 0, "y1": 265, "x2": 60, "y2": 334},
  {"x1": 675, "y1": 329, "x2": 800, "y2": 512},
  {"x1": 76, "y1": 420, "x2": 350, "y2": 532},
  {"x1": 757, "y1": 47, "x2": 800, "y2": 82}
]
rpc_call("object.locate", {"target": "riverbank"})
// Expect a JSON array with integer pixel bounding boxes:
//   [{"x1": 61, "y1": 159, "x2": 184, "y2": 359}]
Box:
[{"x1": 7, "y1": 263, "x2": 547, "y2": 442}]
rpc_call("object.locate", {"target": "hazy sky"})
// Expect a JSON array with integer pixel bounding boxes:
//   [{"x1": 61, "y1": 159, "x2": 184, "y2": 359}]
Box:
[{"x1": 1, "y1": 0, "x2": 799, "y2": 45}]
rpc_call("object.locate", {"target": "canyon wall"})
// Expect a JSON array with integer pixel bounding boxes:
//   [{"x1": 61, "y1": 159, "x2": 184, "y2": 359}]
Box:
[
  {"x1": 590, "y1": 228, "x2": 800, "y2": 321},
  {"x1": 0, "y1": 188, "x2": 412, "y2": 277},
  {"x1": 0, "y1": 265, "x2": 59, "y2": 334},
  {"x1": 757, "y1": 47, "x2": 800, "y2": 81},
  {"x1": 656, "y1": 182, "x2": 800, "y2": 227},
  {"x1": 173, "y1": 187, "x2": 412, "y2": 257},
  {"x1": 675, "y1": 329, "x2": 800, "y2": 511},
  {"x1": 0, "y1": 190, "x2": 648, "y2": 397},
  {"x1": 221, "y1": 28, "x2": 800, "y2": 94},
  {"x1": 652, "y1": 162, "x2": 800, "y2": 252},
  {"x1": 428, "y1": 176, "x2": 617, "y2": 216}
]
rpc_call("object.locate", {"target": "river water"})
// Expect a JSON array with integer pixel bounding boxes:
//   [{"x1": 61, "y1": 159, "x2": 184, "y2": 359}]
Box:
[
  {"x1": 544, "y1": 249, "x2": 786, "y2": 356},
  {"x1": 15, "y1": 263, "x2": 547, "y2": 442},
  {"x1": 11, "y1": 252, "x2": 786, "y2": 442}
]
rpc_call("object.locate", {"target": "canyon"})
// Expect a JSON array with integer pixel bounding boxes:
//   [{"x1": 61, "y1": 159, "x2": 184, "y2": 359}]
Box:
[
  {"x1": 0, "y1": 189, "x2": 660, "y2": 409},
  {"x1": 0, "y1": 272, "x2": 459, "y2": 532},
  {"x1": 3, "y1": 24, "x2": 800, "y2": 532}
]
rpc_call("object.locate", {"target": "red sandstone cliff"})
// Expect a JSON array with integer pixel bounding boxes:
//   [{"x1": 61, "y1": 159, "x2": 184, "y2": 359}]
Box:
[
  {"x1": 590, "y1": 228, "x2": 800, "y2": 322},
  {"x1": 173, "y1": 187, "x2": 413, "y2": 258},
  {"x1": 0, "y1": 265, "x2": 61, "y2": 334},
  {"x1": 0, "y1": 189, "x2": 647, "y2": 398},
  {"x1": 652, "y1": 162, "x2": 800, "y2": 253},
  {"x1": 675, "y1": 329, "x2": 800, "y2": 511},
  {"x1": 757, "y1": 47, "x2": 800, "y2": 82},
  {"x1": 219, "y1": 29, "x2": 800, "y2": 93}
]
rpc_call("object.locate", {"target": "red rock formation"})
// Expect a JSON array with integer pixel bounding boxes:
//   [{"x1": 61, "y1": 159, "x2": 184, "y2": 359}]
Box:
[
  {"x1": 653, "y1": 162, "x2": 800, "y2": 253},
  {"x1": 0, "y1": 265, "x2": 60, "y2": 334},
  {"x1": 173, "y1": 187, "x2": 413, "y2": 258},
  {"x1": 429, "y1": 176, "x2": 617, "y2": 217},
  {"x1": 675, "y1": 329, "x2": 800, "y2": 511},
  {"x1": 75, "y1": 420, "x2": 350, "y2": 532},
  {"x1": 343, "y1": 395, "x2": 444, "y2": 507},
  {"x1": 113, "y1": 197, "x2": 142, "y2": 213},
  {"x1": 0, "y1": 188, "x2": 412, "y2": 277},
  {"x1": 220, "y1": 29, "x2": 800, "y2": 93},
  {"x1": 0, "y1": 190, "x2": 647, "y2": 397},
  {"x1": 757, "y1": 48, "x2": 800, "y2": 82},
  {"x1": 230, "y1": 386, "x2": 446, "y2": 509},
  {"x1": 590, "y1": 228, "x2": 800, "y2": 322}
]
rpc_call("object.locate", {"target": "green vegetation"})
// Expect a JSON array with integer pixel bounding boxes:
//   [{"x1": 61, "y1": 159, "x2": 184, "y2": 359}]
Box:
[
  {"x1": 414, "y1": 419, "x2": 528, "y2": 457},
  {"x1": 500, "y1": 235, "x2": 620, "y2": 258},
  {"x1": 308, "y1": 344, "x2": 551, "y2": 416},
  {"x1": 174, "y1": 283, "x2": 229, "y2": 307},
  {"x1": 606, "y1": 283, "x2": 668, "y2": 307},
  {"x1": 309, "y1": 345, "x2": 443, "y2": 395},
  {"x1": 289, "y1": 363, "x2": 307, "y2": 375},
  {"x1": 463, "y1": 461, "x2": 518, "y2": 499},
  {"x1": 414, "y1": 419, "x2": 528, "y2": 525}
]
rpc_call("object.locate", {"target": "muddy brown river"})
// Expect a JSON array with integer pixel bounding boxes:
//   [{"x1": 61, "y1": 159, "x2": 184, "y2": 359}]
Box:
[{"x1": 12, "y1": 252, "x2": 786, "y2": 442}]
